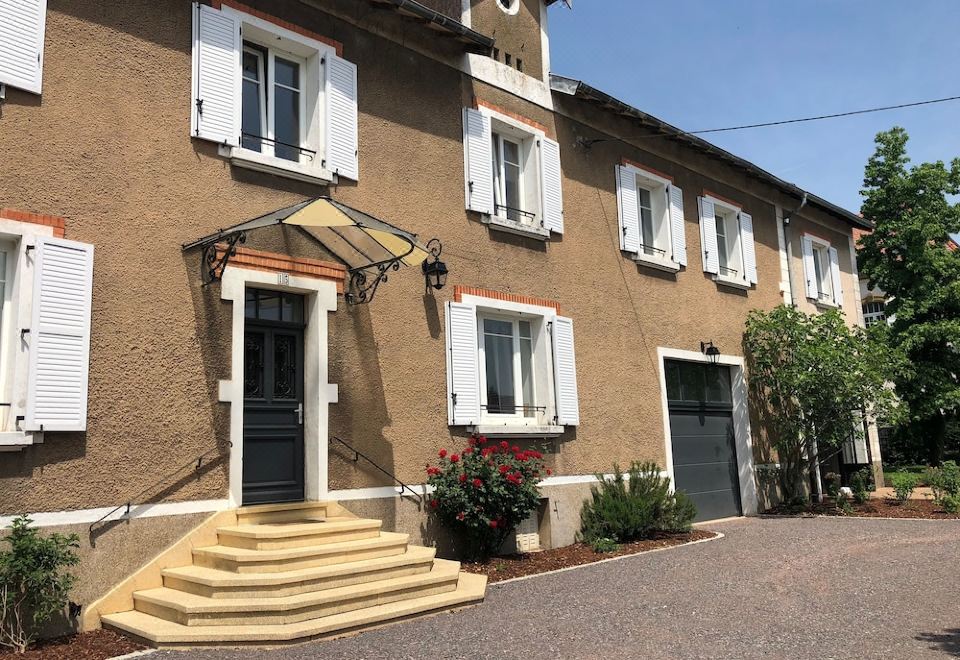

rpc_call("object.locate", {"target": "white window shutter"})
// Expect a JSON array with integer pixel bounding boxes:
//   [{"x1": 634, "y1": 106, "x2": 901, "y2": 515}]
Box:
[
  {"x1": 325, "y1": 54, "x2": 359, "y2": 181},
  {"x1": 0, "y1": 0, "x2": 46, "y2": 94},
  {"x1": 462, "y1": 108, "x2": 494, "y2": 215},
  {"x1": 191, "y1": 3, "x2": 240, "y2": 147},
  {"x1": 801, "y1": 236, "x2": 818, "y2": 300},
  {"x1": 828, "y1": 246, "x2": 843, "y2": 306},
  {"x1": 698, "y1": 197, "x2": 719, "y2": 274},
  {"x1": 25, "y1": 237, "x2": 94, "y2": 432},
  {"x1": 668, "y1": 184, "x2": 687, "y2": 266},
  {"x1": 616, "y1": 165, "x2": 640, "y2": 253},
  {"x1": 540, "y1": 137, "x2": 564, "y2": 234},
  {"x1": 739, "y1": 211, "x2": 757, "y2": 284},
  {"x1": 445, "y1": 302, "x2": 480, "y2": 426},
  {"x1": 551, "y1": 316, "x2": 579, "y2": 426}
]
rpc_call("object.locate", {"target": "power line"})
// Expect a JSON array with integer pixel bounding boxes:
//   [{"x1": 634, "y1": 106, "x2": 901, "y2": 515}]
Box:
[{"x1": 582, "y1": 94, "x2": 960, "y2": 146}]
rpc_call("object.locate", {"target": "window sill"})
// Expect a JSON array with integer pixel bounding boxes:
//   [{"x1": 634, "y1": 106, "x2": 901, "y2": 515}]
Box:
[
  {"x1": 484, "y1": 214, "x2": 550, "y2": 241},
  {"x1": 634, "y1": 252, "x2": 680, "y2": 273},
  {"x1": 0, "y1": 431, "x2": 38, "y2": 453},
  {"x1": 468, "y1": 424, "x2": 565, "y2": 439},
  {"x1": 812, "y1": 297, "x2": 840, "y2": 309},
  {"x1": 714, "y1": 274, "x2": 752, "y2": 291},
  {"x1": 219, "y1": 146, "x2": 334, "y2": 185}
]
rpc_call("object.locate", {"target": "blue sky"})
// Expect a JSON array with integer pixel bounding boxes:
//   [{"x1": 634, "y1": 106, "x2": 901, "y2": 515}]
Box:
[{"x1": 547, "y1": 0, "x2": 960, "y2": 221}]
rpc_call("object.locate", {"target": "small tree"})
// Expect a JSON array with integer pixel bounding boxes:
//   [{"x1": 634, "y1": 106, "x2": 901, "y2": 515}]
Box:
[
  {"x1": 0, "y1": 516, "x2": 80, "y2": 653},
  {"x1": 744, "y1": 305, "x2": 899, "y2": 502}
]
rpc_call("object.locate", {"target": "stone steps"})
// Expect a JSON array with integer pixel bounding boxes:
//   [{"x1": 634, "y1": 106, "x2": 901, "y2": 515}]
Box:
[{"x1": 216, "y1": 517, "x2": 382, "y2": 550}]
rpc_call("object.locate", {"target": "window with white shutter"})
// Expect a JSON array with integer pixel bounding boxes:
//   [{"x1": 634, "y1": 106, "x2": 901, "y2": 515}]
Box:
[
  {"x1": 0, "y1": 0, "x2": 47, "y2": 94},
  {"x1": 615, "y1": 163, "x2": 682, "y2": 271},
  {"x1": 801, "y1": 234, "x2": 841, "y2": 306},
  {"x1": 668, "y1": 184, "x2": 687, "y2": 266},
  {"x1": 191, "y1": 3, "x2": 357, "y2": 183},
  {"x1": 828, "y1": 246, "x2": 843, "y2": 307},
  {"x1": 740, "y1": 211, "x2": 757, "y2": 284},
  {"x1": 699, "y1": 197, "x2": 719, "y2": 275},
  {"x1": 540, "y1": 137, "x2": 564, "y2": 234},
  {"x1": 25, "y1": 237, "x2": 94, "y2": 432},
  {"x1": 616, "y1": 165, "x2": 640, "y2": 253},
  {"x1": 463, "y1": 108, "x2": 494, "y2": 215},
  {"x1": 700, "y1": 195, "x2": 757, "y2": 288},
  {"x1": 446, "y1": 294, "x2": 578, "y2": 434}
]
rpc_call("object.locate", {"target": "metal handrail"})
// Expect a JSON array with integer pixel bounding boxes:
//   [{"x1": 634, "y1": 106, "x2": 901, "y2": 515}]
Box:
[
  {"x1": 719, "y1": 265, "x2": 739, "y2": 277},
  {"x1": 240, "y1": 133, "x2": 317, "y2": 160},
  {"x1": 330, "y1": 436, "x2": 423, "y2": 504},
  {"x1": 481, "y1": 404, "x2": 547, "y2": 414},
  {"x1": 638, "y1": 243, "x2": 667, "y2": 257},
  {"x1": 88, "y1": 444, "x2": 229, "y2": 534},
  {"x1": 495, "y1": 203, "x2": 537, "y2": 220}
]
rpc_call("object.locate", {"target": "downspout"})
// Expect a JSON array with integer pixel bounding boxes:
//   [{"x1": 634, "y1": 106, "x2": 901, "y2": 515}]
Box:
[{"x1": 782, "y1": 192, "x2": 808, "y2": 308}]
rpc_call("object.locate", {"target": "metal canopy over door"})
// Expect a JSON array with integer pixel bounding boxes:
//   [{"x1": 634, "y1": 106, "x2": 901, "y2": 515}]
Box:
[
  {"x1": 242, "y1": 289, "x2": 306, "y2": 505},
  {"x1": 665, "y1": 360, "x2": 742, "y2": 521}
]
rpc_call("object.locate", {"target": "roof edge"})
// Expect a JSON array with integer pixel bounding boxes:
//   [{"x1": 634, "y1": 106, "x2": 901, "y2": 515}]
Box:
[
  {"x1": 549, "y1": 74, "x2": 871, "y2": 230},
  {"x1": 368, "y1": 0, "x2": 494, "y2": 51}
]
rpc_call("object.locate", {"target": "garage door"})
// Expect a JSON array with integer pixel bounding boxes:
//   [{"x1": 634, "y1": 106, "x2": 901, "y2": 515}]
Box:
[{"x1": 665, "y1": 360, "x2": 742, "y2": 521}]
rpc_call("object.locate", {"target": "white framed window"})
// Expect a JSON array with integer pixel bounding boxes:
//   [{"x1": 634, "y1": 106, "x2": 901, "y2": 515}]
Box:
[
  {"x1": 463, "y1": 106, "x2": 564, "y2": 239},
  {"x1": 0, "y1": 0, "x2": 47, "y2": 95},
  {"x1": 698, "y1": 195, "x2": 757, "y2": 288},
  {"x1": 801, "y1": 234, "x2": 843, "y2": 307},
  {"x1": 191, "y1": 3, "x2": 359, "y2": 184},
  {"x1": 496, "y1": 0, "x2": 520, "y2": 15},
  {"x1": 616, "y1": 164, "x2": 686, "y2": 271},
  {"x1": 445, "y1": 296, "x2": 579, "y2": 435},
  {"x1": 863, "y1": 300, "x2": 887, "y2": 327}
]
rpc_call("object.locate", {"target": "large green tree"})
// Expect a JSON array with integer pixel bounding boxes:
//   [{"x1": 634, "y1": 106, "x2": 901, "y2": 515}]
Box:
[{"x1": 858, "y1": 127, "x2": 960, "y2": 464}]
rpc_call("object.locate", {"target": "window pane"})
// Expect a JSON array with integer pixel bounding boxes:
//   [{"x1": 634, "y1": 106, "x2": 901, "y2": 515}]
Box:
[
  {"x1": 241, "y1": 50, "x2": 264, "y2": 152},
  {"x1": 245, "y1": 290, "x2": 256, "y2": 318},
  {"x1": 639, "y1": 188, "x2": 654, "y2": 253},
  {"x1": 715, "y1": 214, "x2": 729, "y2": 270},
  {"x1": 281, "y1": 294, "x2": 303, "y2": 323},
  {"x1": 273, "y1": 57, "x2": 300, "y2": 162},
  {"x1": 258, "y1": 291, "x2": 281, "y2": 321},
  {"x1": 665, "y1": 361, "x2": 682, "y2": 401},
  {"x1": 502, "y1": 139, "x2": 521, "y2": 220},
  {"x1": 679, "y1": 362, "x2": 705, "y2": 402},
  {"x1": 519, "y1": 321, "x2": 534, "y2": 418},
  {"x1": 274, "y1": 57, "x2": 299, "y2": 89},
  {"x1": 244, "y1": 331, "x2": 265, "y2": 399},
  {"x1": 484, "y1": 319, "x2": 516, "y2": 414},
  {"x1": 491, "y1": 135, "x2": 502, "y2": 208},
  {"x1": 705, "y1": 366, "x2": 732, "y2": 404}
]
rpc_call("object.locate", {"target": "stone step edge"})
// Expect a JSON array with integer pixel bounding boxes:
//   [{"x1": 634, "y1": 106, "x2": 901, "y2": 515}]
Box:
[
  {"x1": 216, "y1": 518, "x2": 381, "y2": 540},
  {"x1": 193, "y1": 532, "x2": 410, "y2": 563}
]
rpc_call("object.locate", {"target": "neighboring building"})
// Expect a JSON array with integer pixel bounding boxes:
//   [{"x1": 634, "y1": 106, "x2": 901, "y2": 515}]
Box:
[{"x1": 0, "y1": 0, "x2": 874, "y2": 645}]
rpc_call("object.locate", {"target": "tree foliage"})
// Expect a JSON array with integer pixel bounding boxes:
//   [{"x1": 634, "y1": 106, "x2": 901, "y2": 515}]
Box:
[
  {"x1": 858, "y1": 127, "x2": 960, "y2": 462},
  {"x1": 744, "y1": 305, "x2": 900, "y2": 501}
]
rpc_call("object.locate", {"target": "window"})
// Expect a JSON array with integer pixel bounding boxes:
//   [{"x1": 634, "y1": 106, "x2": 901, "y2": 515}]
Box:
[
  {"x1": 801, "y1": 234, "x2": 842, "y2": 306},
  {"x1": 463, "y1": 106, "x2": 565, "y2": 237},
  {"x1": 445, "y1": 297, "x2": 579, "y2": 433},
  {"x1": 863, "y1": 300, "x2": 887, "y2": 327},
  {"x1": 698, "y1": 195, "x2": 757, "y2": 287},
  {"x1": 192, "y1": 4, "x2": 359, "y2": 182},
  {"x1": 496, "y1": 0, "x2": 520, "y2": 15},
  {"x1": 616, "y1": 164, "x2": 686, "y2": 269}
]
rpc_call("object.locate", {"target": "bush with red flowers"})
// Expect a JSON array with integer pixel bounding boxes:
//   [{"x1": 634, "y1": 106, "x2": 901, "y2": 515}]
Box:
[{"x1": 425, "y1": 434, "x2": 548, "y2": 560}]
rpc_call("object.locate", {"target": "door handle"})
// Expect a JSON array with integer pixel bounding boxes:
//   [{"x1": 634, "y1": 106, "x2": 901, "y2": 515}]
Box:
[{"x1": 296, "y1": 402, "x2": 303, "y2": 425}]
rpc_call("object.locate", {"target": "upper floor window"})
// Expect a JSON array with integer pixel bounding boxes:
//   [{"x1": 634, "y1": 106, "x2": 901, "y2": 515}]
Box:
[
  {"x1": 0, "y1": 0, "x2": 46, "y2": 95},
  {"x1": 496, "y1": 0, "x2": 521, "y2": 15},
  {"x1": 801, "y1": 234, "x2": 843, "y2": 307},
  {"x1": 463, "y1": 105, "x2": 564, "y2": 239},
  {"x1": 863, "y1": 300, "x2": 887, "y2": 327},
  {"x1": 616, "y1": 163, "x2": 687, "y2": 271},
  {"x1": 698, "y1": 195, "x2": 758, "y2": 288},
  {"x1": 191, "y1": 3, "x2": 358, "y2": 183},
  {"x1": 480, "y1": 316, "x2": 536, "y2": 419}
]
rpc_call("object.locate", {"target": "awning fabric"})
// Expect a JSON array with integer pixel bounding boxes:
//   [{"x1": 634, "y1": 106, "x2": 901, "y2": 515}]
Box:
[{"x1": 182, "y1": 197, "x2": 429, "y2": 270}]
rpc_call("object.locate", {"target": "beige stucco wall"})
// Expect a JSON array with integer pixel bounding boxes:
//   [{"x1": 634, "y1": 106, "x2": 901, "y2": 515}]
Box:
[
  {"x1": 471, "y1": 0, "x2": 543, "y2": 78},
  {"x1": 0, "y1": 0, "x2": 863, "y2": 524}
]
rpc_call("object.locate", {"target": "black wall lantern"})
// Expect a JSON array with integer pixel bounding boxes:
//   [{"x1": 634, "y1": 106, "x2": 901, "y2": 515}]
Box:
[
  {"x1": 700, "y1": 340, "x2": 721, "y2": 366},
  {"x1": 422, "y1": 238, "x2": 448, "y2": 292}
]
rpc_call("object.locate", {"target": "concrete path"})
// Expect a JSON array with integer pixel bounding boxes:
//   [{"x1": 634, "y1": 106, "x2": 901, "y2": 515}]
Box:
[
  {"x1": 873, "y1": 485, "x2": 935, "y2": 500},
  {"x1": 153, "y1": 516, "x2": 960, "y2": 659}
]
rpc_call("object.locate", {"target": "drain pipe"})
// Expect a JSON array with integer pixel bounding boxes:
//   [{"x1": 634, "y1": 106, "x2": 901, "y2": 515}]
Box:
[{"x1": 782, "y1": 192, "x2": 808, "y2": 308}]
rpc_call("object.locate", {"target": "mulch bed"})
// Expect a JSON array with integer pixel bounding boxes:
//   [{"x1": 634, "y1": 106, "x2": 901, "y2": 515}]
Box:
[
  {"x1": 461, "y1": 530, "x2": 717, "y2": 583},
  {"x1": 0, "y1": 629, "x2": 144, "y2": 660},
  {"x1": 766, "y1": 497, "x2": 960, "y2": 520}
]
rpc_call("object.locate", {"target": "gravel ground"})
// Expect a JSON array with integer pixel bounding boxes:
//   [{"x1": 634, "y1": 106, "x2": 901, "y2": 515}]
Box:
[{"x1": 152, "y1": 517, "x2": 960, "y2": 659}]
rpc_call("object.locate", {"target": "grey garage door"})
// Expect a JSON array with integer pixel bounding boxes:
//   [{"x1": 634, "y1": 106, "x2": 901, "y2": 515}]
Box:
[{"x1": 665, "y1": 360, "x2": 742, "y2": 522}]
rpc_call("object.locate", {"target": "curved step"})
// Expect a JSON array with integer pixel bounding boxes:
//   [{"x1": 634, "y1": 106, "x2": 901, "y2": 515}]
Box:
[
  {"x1": 216, "y1": 518, "x2": 382, "y2": 550},
  {"x1": 136, "y1": 560, "x2": 461, "y2": 626},
  {"x1": 102, "y1": 573, "x2": 488, "y2": 647},
  {"x1": 236, "y1": 501, "x2": 334, "y2": 526},
  {"x1": 163, "y1": 546, "x2": 436, "y2": 599},
  {"x1": 193, "y1": 532, "x2": 410, "y2": 573}
]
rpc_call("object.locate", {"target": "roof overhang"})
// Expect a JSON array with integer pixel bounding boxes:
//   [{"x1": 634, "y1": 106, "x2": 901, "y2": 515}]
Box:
[
  {"x1": 364, "y1": 0, "x2": 494, "y2": 52},
  {"x1": 550, "y1": 74, "x2": 871, "y2": 230}
]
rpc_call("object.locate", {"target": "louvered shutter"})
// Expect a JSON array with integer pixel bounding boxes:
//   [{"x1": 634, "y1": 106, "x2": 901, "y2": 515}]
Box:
[
  {"x1": 25, "y1": 237, "x2": 94, "y2": 432},
  {"x1": 699, "y1": 197, "x2": 719, "y2": 274},
  {"x1": 801, "y1": 236, "x2": 818, "y2": 300},
  {"x1": 445, "y1": 302, "x2": 480, "y2": 426},
  {"x1": 462, "y1": 108, "x2": 494, "y2": 214},
  {"x1": 325, "y1": 54, "x2": 359, "y2": 180},
  {"x1": 739, "y1": 211, "x2": 757, "y2": 284},
  {"x1": 828, "y1": 246, "x2": 843, "y2": 306},
  {"x1": 552, "y1": 316, "x2": 579, "y2": 426},
  {"x1": 540, "y1": 137, "x2": 564, "y2": 234},
  {"x1": 0, "y1": 0, "x2": 46, "y2": 94},
  {"x1": 191, "y1": 3, "x2": 240, "y2": 146},
  {"x1": 616, "y1": 165, "x2": 640, "y2": 253},
  {"x1": 668, "y1": 184, "x2": 687, "y2": 266}
]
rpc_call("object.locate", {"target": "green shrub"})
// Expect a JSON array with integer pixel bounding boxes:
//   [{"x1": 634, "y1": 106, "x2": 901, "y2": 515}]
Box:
[
  {"x1": 940, "y1": 494, "x2": 960, "y2": 514},
  {"x1": 890, "y1": 472, "x2": 918, "y2": 503},
  {"x1": 426, "y1": 435, "x2": 548, "y2": 561},
  {"x1": 926, "y1": 461, "x2": 960, "y2": 505},
  {"x1": 589, "y1": 537, "x2": 620, "y2": 553},
  {"x1": 850, "y1": 467, "x2": 874, "y2": 504},
  {"x1": 823, "y1": 472, "x2": 841, "y2": 497},
  {"x1": 835, "y1": 492, "x2": 853, "y2": 515},
  {"x1": 579, "y1": 462, "x2": 697, "y2": 544},
  {"x1": 0, "y1": 516, "x2": 79, "y2": 653}
]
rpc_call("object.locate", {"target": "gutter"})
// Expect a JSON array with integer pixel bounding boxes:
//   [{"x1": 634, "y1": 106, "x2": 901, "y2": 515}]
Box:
[
  {"x1": 367, "y1": 0, "x2": 494, "y2": 51},
  {"x1": 550, "y1": 74, "x2": 871, "y2": 231}
]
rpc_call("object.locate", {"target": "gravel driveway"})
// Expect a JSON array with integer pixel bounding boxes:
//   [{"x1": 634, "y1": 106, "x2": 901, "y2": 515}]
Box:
[{"x1": 153, "y1": 516, "x2": 960, "y2": 659}]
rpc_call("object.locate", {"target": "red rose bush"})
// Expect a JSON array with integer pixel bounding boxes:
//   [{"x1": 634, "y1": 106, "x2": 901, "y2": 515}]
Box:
[{"x1": 425, "y1": 434, "x2": 549, "y2": 560}]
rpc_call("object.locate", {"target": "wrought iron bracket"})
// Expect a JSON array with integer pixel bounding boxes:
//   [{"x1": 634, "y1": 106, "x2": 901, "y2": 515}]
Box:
[
  {"x1": 201, "y1": 231, "x2": 246, "y2": 285},
  {"x1": 345, "y1": 256, "x2": 403, "y2": 305}
]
